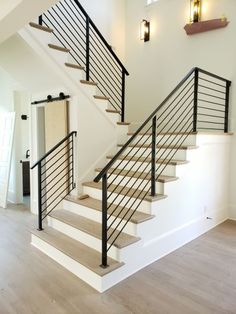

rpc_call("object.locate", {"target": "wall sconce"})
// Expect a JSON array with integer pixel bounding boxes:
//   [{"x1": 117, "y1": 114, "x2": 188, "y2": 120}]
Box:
[
  {"x1": 140, "y1": 19, "x2": 150, "y2": 42},
  {"x1": 190, "y1": 0, "x2": 201, "y2": 23}
]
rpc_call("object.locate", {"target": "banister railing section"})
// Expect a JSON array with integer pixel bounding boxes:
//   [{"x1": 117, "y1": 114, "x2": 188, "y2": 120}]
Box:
[
  {"x1": 94, "y1": 67, "x2": 231, "y2": 268},
  {"x1": 31, "y1": 131, "x2": 77, "y2": 230},
  {"x1": 39, "y1": 0, "x2": 129, "y2": 122}
]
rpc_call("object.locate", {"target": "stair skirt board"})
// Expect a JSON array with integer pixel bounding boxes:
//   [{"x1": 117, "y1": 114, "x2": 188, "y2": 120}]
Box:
[{"x1": 31, "y1": 210, "x2": 227, "y2": 292}]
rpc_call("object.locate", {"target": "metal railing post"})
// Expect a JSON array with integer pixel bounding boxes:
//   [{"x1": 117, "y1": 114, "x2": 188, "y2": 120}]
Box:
[
  {"x1": 224, "y1": 81, "x2": 231, "y2": 133},
  {"x1": 85, "y1": 16, "x2": 90, "y2": 81},
  {"x1": 37, "y1": 162, "x2": 43, "y2": 231},
  {"x1": 39, "y1": 15, "x2": 43, "y2": 26},
  {"x1": 193, "y1": 68, "x2": 199, "y2": 132},
  {"x1": 101, "y1": 173, "x2": 108, "y2": 268},
  {"x1": 121, "y1": 69, "x2": 126, "y2": 122},
  {"x1": 151, "y1": 115, "x2": 157, "y2": 197}
]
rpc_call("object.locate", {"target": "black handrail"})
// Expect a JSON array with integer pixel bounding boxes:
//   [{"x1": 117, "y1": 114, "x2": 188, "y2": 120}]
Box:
[
  {"x1": 94, "y1": 67, "x2": 231, "y2": 268},
  {"x1": 39, "y1": 0, "x2": 129, "y2": 121},
  {"x1": 31, "y1": 131, "x2": 77, "y2": 230}
]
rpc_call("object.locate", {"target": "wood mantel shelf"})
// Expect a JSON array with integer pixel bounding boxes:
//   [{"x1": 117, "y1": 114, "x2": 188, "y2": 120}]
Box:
[{"x1": 184, "y1": 18, "x2": 229, "y2": 35}]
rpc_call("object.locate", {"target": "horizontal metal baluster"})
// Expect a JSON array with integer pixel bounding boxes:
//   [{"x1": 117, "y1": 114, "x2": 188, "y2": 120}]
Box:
[
  {"x1": 199, "y1": 77, "x2": 226, "y2": 88},
  {"x1": 156, "y1": 91, "x2": 194, "y2": 136},
  {"x1": 42, "y1": 141, "x2": 72, "y2": 166},
  {"x1": 90, "y1": 26, "x2": 123, "y2": 74},
  {"x1": 107, "y1": 100, "x2": 194, "y2": 207},
  {"x1": 41, "y1": 174, "x2": 73, "y2": 207},
  {"x1": 198, "y1": 113, "x2": 225, "y2": 119},
  {"x1": 198, "y1": 99, "x2": 225, "y2": 107},
  {"x1": 89, "y1": 56, "x2": 123, "y2": 97},
  {"x1": 41, "y1": 152, "x2": 73, "y2": 177},
  {"x1": 155, "y1": 77, "x2": 195, "y2": 124},
  {"x1": 107, "y1": 133, "x2": 152, "y2": 185},
  {"x1": 42, "y1": 184, "x2": 74, "y2": 220},
  {"x1": 59, "y1": 2, "x2": 87, "y2": 34},
  {"x1": 89, "y1": 36, "x2": 122, "y2": 80},
  {"x1": 41, "y1": 175, "x2": 73, "y2": 212},
  {"x1": 198, "y1": 92, "x2": 226, "y2": 101},
  {"x1": 41, "y1": 166, "x2": 73, "y2": 199},
  {"x1": 155, "y1": 108, "x2": 194, "y2": 163},
  {"x1": 198, "y1": 84, "x2": 226, "y2": 95},
  {"x1": 107, "y1": 126, "x2": 152, "y2": 179},
  {"x1": 89, "y1": 70, "x2": 122, "y2": 110},
  {"x1": 41, "y1": 160, "x2": 73, "y2": 185},
  {"x1": 89, "y1": 66, "x2": 122, "y2": 102},
  {"x1": 44, "y1": 13, "x2": 86, "y2": 60},
  {"x1": 197, "y1": 120, "x2": 224, "y2": 125},
  {"x1": 198, "y1": 106, "x2": 225, "y2": 113}
]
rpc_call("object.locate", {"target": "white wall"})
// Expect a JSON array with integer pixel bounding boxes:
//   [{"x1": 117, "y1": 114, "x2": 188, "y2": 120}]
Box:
[
  {"x1": 125, "y1": 0, "x2": 236, "y2": 218},
  {"x1": 125, "y1": 0, "x2": 236, "y2": 124},
  {"x1": 0, "y1": 0, "x2": 59, "y2": 44},
  {"x1": 0, "y1": 67, "x2": 19, "y2": 112}
]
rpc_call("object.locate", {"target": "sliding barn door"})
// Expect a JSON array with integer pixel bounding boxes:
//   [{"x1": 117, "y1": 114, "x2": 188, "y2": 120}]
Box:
[
  {"x1": 0, "y1": 113, "x2": 15, "y2": 209},
  {"x1": 42, "y1": 100, "x2": 69, "y2": 214}
]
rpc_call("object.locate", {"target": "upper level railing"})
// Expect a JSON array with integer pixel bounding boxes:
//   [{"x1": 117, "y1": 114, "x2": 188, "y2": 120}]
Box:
[
  {"x1": 94, "y1": 67, "x2": 231, "y2": 267},
  {"x1": 39, "y1": 0, "x2": 129, "y2": 122},
  {"x1": 31, "y1": 131, "x2": 77, "y2": 230}
]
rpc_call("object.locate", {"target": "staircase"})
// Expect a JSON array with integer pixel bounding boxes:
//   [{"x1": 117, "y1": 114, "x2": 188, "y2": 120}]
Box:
[{"x1": 26, "y1": 1, "x2": 232, "y2": 292}]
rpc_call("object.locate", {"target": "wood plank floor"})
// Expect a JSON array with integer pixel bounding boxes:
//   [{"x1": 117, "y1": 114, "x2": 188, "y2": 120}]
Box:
[{"x1": 0, "y1": 204, "x2": 236, "y2": 314}]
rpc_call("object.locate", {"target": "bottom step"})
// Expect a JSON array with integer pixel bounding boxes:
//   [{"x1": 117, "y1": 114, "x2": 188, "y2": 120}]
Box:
[{"x1": 31, "y1": 227, "x2": 124, "y2": 292}]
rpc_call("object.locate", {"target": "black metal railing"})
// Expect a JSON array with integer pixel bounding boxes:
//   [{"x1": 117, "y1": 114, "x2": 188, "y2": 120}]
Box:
[
  {"x1": 31, "y1": 131, "x2": 77, "y2": 230},
  {"x1": 94, "y1": 67, "x2": 231, "y2": 267},
  {"x1": 39, "y1": 0, "x2": 129, "y2": 122}
]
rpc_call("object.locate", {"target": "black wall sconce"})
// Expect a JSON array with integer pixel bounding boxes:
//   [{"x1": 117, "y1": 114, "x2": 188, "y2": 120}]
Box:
[
  {"x1": 140, "y1": 19, "x2": 150, "y2": 42},
  {"x1": 190, "y1": 0, "x2": 201, "y2": 23}
]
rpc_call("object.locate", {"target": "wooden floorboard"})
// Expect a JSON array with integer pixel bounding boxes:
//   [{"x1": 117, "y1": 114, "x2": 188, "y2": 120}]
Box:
[{"x1": 0, "y1": 204, "x2": 236, "y2": 313}]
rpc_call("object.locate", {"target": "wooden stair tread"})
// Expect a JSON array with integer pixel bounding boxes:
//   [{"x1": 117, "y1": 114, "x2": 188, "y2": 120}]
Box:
[
  {"x1": 31, "y1": 227, "x2": 124, "y2": 276},
  {"x1": 65, "y1": 195, "x2": 154, "y2": 224},
  {"x1": 48, "y1": 44, "x2": 70, "y2": 52},
  {"x1": 106, "y1": 155, "x2": 189, "y2": 166},
  {"x1": 50, "y1": 210, "x2": 140, "y2": 249},
  {"x1": 29, "y1": 22, "x2": 53, "y2": 33},
  {"x1": 106, "y1": 109, "x2": 121, "y2": 114},
  {"x1": 117, "y1": 143, "x2": 198, "y2": 150},
  {"x1": 95, "y1": 168, "x2": 178, "y2": 183},
  {"x1": 117, "y1": 122, "x2": 130, "y2": 125},
  {"x1": 65, "y1": 62, "x2": 84, "y2": 70},
  {"x1": 94, "y1": 95, "x2": 110, "y2": 101},
  {"x1": 80, "y1": 80, "x2": 98, "y2": 86},
  {"x1": 82, "y1": 182, "x2": 167, "y2": 202}
]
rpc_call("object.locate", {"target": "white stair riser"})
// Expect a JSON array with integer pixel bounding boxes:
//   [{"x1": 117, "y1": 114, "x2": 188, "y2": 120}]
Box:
[
  {"x1": 94, "y1": 99, "x2": 109, "y2": 111},
  {"x1": 106, "y1": 112, "x2": 120, "y2": 124},
  {"x1": 110, "y1": 159, "x2": 177, "y2": 177},
  {"x1": 65, "y1": 67, "x2": 84, "y2": 82},
  {"x1": 80, "y1": 83, "x2": 97, "y2": 97},
  {"x1": 28, "y1": 26, "x2": 52, "y2": 46},
  {"x1": 47, "y1": 216, "x2": 120, "y2": 261},
  {"x1": 120, "y1": 146, "x2": 187, "y2": 160},
  {"x1": 95, "y1": 171, "x2": 164, "y2": 194},
  {"x1": 47, "y1": 47, "x2": 69, "y2": 67},
  {"x1": 31, "y1": 235, "x2": 103, "y2": 292},
  {"x1": 127, "y1": 134, "x2": 196, "y2": 146},
  {"x1": 62, "y1": 199, "x2": 138, "y2": 236},
  {"x1": 83, "y1": 186, "x2": 153, "y2": 214}
]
